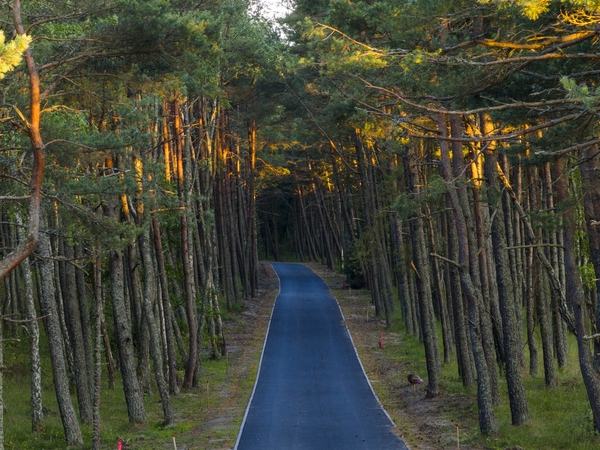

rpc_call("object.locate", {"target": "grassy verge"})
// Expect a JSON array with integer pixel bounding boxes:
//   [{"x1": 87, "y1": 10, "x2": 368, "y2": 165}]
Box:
[
  {"x1": 4, "y1": 262, "x2": 279, "y2": 450},
  {"x1": 307, "y1": 262, "x2": 600, "y2": 450}
]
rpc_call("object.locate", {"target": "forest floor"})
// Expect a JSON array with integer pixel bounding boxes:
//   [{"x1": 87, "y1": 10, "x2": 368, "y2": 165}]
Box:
[{"x1": 187, "y1": 261, "x2": 482, "y2": 450}]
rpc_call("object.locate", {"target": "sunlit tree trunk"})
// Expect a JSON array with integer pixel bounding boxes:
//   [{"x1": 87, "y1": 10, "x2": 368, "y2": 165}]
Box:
[{"x1": 0, "y1": 0, "x2": 45, "y2": 280}]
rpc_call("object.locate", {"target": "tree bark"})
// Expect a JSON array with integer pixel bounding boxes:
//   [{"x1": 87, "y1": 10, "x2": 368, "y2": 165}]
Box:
[
  {"x1": 140, "y1": 227, "x2": 174, "y2": 424},
  {"x1": 0, "y1": 0, "x2": 45, "y2": 281},
  {"x1": 63, "y1": 241, "x2": 93, "y2": 424},
  {"x1": 554, "y1": 157, "x2": 600, "y2": 432},
  {"x1": 38, "y1": 228, "x2": 83, "y2": 446},
  {"x1": 482, "y1": 128, "x2": 530, "y2": 425},
  {"x1": 109, "y1": 243, "x2": 146, "y2": 424},
  {"x1": 438, "y1": 114, "x2": 498, "y2": 434},
  {"x1": 17, "y1": 215, "x2": 44, "y2": 433}
]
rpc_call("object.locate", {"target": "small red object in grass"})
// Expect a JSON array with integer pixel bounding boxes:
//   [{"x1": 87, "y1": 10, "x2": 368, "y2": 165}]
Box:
[
  {"x1": 456, "y1": 423, "x2": 460, "y2": 449},
  {"x1": 379, "y1": 331, "x2": 384, "y2": 348},
  {"x1": 343, "y1": 279, "x2": 347, "y2": 289},
  {"x1": 118, "y1": 440, "x2": 122, "y2": 450}
]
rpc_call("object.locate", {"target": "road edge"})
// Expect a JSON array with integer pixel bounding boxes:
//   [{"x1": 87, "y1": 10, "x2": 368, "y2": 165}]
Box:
[
  {"x1": 306, "y1": 264, "x2": 405, "y2": 437},
  {"x1": 233, "y1": 263, "x2": 282, "y2": 450}
]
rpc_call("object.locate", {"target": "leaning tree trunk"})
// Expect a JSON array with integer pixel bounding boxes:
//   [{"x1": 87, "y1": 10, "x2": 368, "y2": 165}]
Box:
[
  {"x1": 38, "y1": 227, "x2": 83, "y2": 447},
  {"x1": 109, "y1": 243, "x2": 146, "y2": 424},
  {"x1": 0, "y1": 0, "x2": 45, "y2": 281}
]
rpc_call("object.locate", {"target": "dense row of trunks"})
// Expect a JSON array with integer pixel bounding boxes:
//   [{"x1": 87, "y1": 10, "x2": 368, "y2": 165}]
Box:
[
  {"x1": 258, "y1": 114, "x2": 600, "y2": 433},
  {"x1": 0, "y1": 97, "x2": 259, "y2": 447}
]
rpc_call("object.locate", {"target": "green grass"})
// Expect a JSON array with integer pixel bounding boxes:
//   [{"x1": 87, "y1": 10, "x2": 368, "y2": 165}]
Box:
[
  {"x1": 481, "y1": 333, "x2": 600, "y2": 450},
  {"x1": 3, "y1": 334, "x2": 247, "y2": 449}
]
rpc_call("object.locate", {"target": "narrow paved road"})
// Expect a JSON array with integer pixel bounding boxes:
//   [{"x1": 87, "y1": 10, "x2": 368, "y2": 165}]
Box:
[{"x1": 235, "y1": 263, "x2": 408, "y2": 450}]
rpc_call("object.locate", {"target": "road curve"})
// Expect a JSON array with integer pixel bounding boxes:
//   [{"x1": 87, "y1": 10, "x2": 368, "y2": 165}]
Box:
[{"x1": 235, "y1": 262, "x2": 408, "y2": 450}]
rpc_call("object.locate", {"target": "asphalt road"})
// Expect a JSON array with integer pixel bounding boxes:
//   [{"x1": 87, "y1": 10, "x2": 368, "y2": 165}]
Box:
[{"x1": 235, "y1": 262, "x2": 408, "y2": 450}]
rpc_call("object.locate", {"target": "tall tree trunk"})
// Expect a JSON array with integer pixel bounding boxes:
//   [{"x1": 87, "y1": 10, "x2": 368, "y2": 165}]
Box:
[
  {"x1": 22, "y1": 259, "x2": 44, "y2": 432},
  {"x1": 16, "y1": 214, "x2": 44, "y2": 433},
  {"x1": 482, "y1": 126, "x2": 530, "y2": 425},
  {"x1": 75, "y1": 245, "x2": 94, "y2": 394},
  {"x1": 38, "y1": 228, "x2": 83, "y2": 446},
  {"x1": 127, "y1": 244, "x2": 151, "y2": 395},
  {"x1": 394, "y1": 218, "x2": 415, "y2": 336},
  {"x1": 177, "y1": 101, "x2": 199, "y2": 389},
  {"x1": 447, "y1": 207, "x2": 475, "y2": 387},
  {"x1": 402, "y1": 148, "x2": 440, "y2": 397},
  {"x1": 152, "y1": 217, "x2": 180, "y2": 395},
  {"x1": 438, "y1": 114, "x2": 498, "y2": 434},
  {"x1": 92, "y1": 256, "x2": 103, "y2": 450},
  {"x1": 63, "y1": 241, "x2": 93, "y2": 424},
  {"x1": 579, "y1": 145, "x2": 600, "y2": 371},
  {"x1": 140, "y1": 227, "x2": 174, "y2": 425},
  {"x1": 427, "y1": 213, "x2": 452, "y2": 363},
  {"x1": 449, "y1": 116, "x2": 500, "y2": 404},
  {"x1": 109, "y1": 243, "x2": 146, "y2": 424},
  {"x1": 554, "y1": 157, "x2": 600, "y2": 432}
]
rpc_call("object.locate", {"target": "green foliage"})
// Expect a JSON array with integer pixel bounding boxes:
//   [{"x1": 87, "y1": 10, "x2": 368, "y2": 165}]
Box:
[
  {"x1": 561, "y1": 76, "x2": 600, "y2": 109},
  {"x1": 343, "y1": 242, "x2": 365, "y2": 288},
  {"x1": 393, "y1": 174, "x2": 447, "y2": 221}
]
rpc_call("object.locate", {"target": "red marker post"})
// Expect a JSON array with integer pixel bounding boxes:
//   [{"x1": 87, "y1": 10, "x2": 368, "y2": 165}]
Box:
[
  {"x1": 118, "y1": 440, "x2": 123, "y2": 450},
  {"x1": 379, "y1": 330, "x2": 384, "y2": 348}
]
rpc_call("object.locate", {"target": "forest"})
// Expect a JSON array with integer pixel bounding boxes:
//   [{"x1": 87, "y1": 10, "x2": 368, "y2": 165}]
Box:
[{"x1": 1, "y1": 0, "x2": 600, "y2": 448}]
